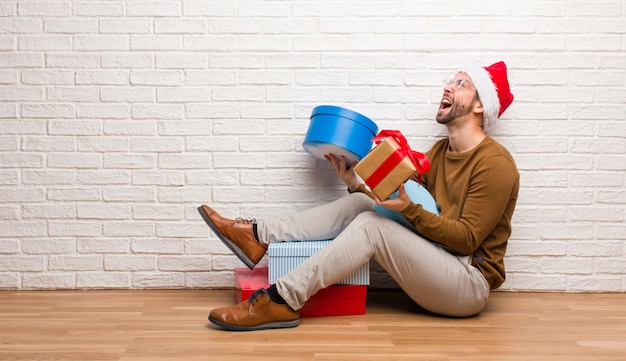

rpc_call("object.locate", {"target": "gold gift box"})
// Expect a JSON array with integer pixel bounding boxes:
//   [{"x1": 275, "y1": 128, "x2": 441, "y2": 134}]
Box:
[{"x1": 354, "y1": 137, "x2": 417, "y2": 200}]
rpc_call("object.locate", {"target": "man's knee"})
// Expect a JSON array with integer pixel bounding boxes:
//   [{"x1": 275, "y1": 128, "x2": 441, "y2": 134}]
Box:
[{"x1": 347, "y1": 192, "x2": 375, "y2": 213}]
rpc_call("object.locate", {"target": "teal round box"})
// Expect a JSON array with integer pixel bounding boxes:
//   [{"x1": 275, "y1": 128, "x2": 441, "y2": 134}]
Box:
[{"x1": 303, "y1": 105, "x2": 378, "y2": 165}]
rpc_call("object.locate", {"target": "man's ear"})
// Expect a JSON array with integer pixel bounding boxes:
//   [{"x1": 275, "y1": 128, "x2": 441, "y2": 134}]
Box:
[{"x1": 473, "y1": 99, "x2": 485, "y2": 116}]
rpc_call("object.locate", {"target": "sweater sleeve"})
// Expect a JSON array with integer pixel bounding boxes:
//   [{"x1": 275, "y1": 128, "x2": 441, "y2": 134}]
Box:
[{"x1": 403, "y1": 154, "x2": 518, "y2": 255}]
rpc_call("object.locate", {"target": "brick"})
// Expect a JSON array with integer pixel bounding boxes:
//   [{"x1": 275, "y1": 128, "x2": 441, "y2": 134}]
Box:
[
  {"x1": 77, "y1": 203, "x2": 131, "y2": 220},
  {"x1": 48, "y1": 221, "x2": 102, "y2": 237},
  {"x1": 127, "y1": 1, "x2": 181, "y2": 17},
  {"x1": 0, "y1": 18, "x2": 41, "y2": 33},
  {"x1": 80, "y1": 104, "x2": 131, "y2": 122},
  {"x1": 502, "y1": 274, "x2": 567, "y2": 292},
  {"x1": 101, "y1": 53, "x2": 153, "y2": 69},
  {"x1": 130, "y1": 70, "x2": 183, "y2": 86},
  {"x1": 22, "y1": 274, "x2": 75, "y2": 290},
  {"x1": 130, "y1": 35, "x2": 181, "y2": 51},
  {"x1": 73, "y1": 3, "x2": 124, "y2": 16},
  {"x1": 157, "y1": 187, "x2": 213, "y2": 203},
  {"x1": 18, "y1": 35, "x2": 71, "y2": 51},
  {"x1": 102, "y1": 187, "x2": 155, "y2": 202},
  {"x1": 19, "y1": 2, "x2": 70, "y2": 16},
  {"x1": 155, "y1": 19, "x2": 207, "y2": 34},
  {"x1": 132, "y1": 272, "x2": 184, "y2": 288},
  {"x1": 76, "y1": 170, "x2": 131, "y2": 185},
  {"x1": 183, "y1": 1, "x2": 236, "y2": 16},
  {"x1": 22, "y1": 239, "x2": 76, "y2": 254},
  {"x1": 103, "y1": 154, "x2": 154, "y2": 169},
  {"x1": 74, "y1": 35, "x2": 129, "y2": 51},
  {"x1": 77, "y1": 273, "x2": 130, "y2": 289},
  {"x1": 568, "y1": 242, "x2": 622, "y2": 258},
  {"x1": 77, "y1": 239, "x2": 130, "y2": 254},
  {"x1": 46, "y1": 53, "x2": 100, "y2": 68},
  {"x1": 44, "y1": 19, "x2": 98, "y2": 33},
  {"x1": 157, "y1": 87, "x2": 211, "y2": 102},
  {"x1": 0, "y1": 170, "x2": 18, "y2": 185},
  {"x1": 48, "y1": 120, "x2": 102, "y2": 136},
  {"x1": 130, "y1": 137, "x2": 184, "y2": 152},
  {"x1": 596, "y1": 155, "x2": 626, "y2": 171},
  {"x1": 22, "y1": 170, "x2": 75, "y2": 185},
  {"x1": 103, "y1": 222, "x2": 155, "y2": 237},
  {"x1": 0, "y1": 273, "x2": 19, "y2": 289},
  {"x1": 155, "y1": 222, "x2": 206, "y2": 238},
  {"x1": 0, "y1": 239, "x2": 19, "y2": 253},
  {"x1": 21, "y1": 103, "x2": 75, "y2": 118},
  {"x1": 0, "y1": 188, "x2": 45, "y2": 202},
  {"x1": 131, "y1": 104, "x2": 183, "y2": 120},
  {"x1": 158, "y1": 256, "x2": 211, "y2": 271},
  {"x1": 47, "y1": 86, "x2": 99, "y2": 101},
  {"x1": 0, "y1": 205, "x2": 20, "y2": 220},
  {"x1": 185, "y1": 136, "x2": 239, "y2": 152},
  {"x1": 104, "y1": 255, "x2": 156, "y2": 271},
  {"x1": 0, "y1": 256, "x2": 45, "y2": 271},
  {"x1": 103, "y1": 120, "x2": 157, "y2": 136},
  {"x1": 185, "y1": 271, "x2": 232, "y2": 288},
  {"x1": 0, "y1": 103, "x2": 17, "y2": 118},
  {"x1": 99, "y1": 19, "x2": 151, "y2": 34},
  {"x1": 209, "y1": 19, "x2": 261, "y2": 34},
  {"x1": 22, "y1": 204, "x2": 76, "y2": 219},
  {"x1": 157, "y1": 120, "x2": 212, "y2": 135},
  {"x1": 131, "y1": 171, "x2": 184, "y2": 186},
  {"x1": 158, "y1": 153, "x2": 214, "y2": 169},
  {"x1": 185, "y1": 170, "x2": 238, "y2": 186},
  {"x1": 507, "y1": 240, "x2": 567, "y2": 257},
  {"x1": 0, "y1": 86, "x2": 43, "y2": 101},
  {"x1": 132, "y1": 204, "x2": 184, "y2": 221},
  {"x1": 131, "y1": 239, "x2": 184, "y2": 254},
  {"x1": 75, "y1": 70, "x2": 129, "y2": 85},
  {"x1": 156, "y1": 52, "x2": 208, "y2": 70},
  {"x1": 48, "y1": 153, "x2": 102, "y2": 168},
  {"x1": 567, "y1": 276, "x2": 621, "y2": 292}
]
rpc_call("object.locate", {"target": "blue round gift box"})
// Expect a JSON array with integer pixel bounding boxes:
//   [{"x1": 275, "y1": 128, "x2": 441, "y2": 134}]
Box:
[{"x1": 303, "y1": 105, "x2": 378, "y2": 164}]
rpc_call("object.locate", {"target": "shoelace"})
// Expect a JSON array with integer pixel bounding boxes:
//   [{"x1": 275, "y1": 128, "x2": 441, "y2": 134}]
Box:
[
  {"x1": 248, "y1": 288, "x2": 267, "y2": 305},
  {"x1": 235, "y1": 217, "x2": 257, "y2": 224}
]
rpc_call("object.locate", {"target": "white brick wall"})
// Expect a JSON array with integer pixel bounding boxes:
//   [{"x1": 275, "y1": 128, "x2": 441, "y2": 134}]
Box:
[{"x1": 0, "y1": 0, "x2": 624, "y2": 292}]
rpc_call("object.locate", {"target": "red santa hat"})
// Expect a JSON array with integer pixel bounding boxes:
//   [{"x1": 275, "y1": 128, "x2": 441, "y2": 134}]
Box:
[{"x1": 458, "y1": 61, "x2": 514, "y2": 131}]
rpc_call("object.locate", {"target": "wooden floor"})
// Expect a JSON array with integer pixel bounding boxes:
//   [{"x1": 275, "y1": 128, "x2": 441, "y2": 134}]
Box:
[{"x1": 0, "y1": 290, "x2": 625, "y2": 361}]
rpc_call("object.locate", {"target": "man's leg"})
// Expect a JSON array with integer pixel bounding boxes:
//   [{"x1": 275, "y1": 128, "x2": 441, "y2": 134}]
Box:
[
  {"x1": 198, "y1": 192, "x2": 375, "y2": 269},
  {"x1": 276, "y1": 211, "x2": 490, "y2": 317},
  {"x1": 256, "y1": 192, "x2": 375, "y2": 244},
  {"x1": 207, "y1": 193, "x2": 376, "y2": 330}
]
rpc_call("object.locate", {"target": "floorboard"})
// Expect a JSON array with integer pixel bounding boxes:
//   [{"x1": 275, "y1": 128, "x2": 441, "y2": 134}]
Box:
[{"x1": 0, "y1": 290, "x2": 624, "y2": 360}]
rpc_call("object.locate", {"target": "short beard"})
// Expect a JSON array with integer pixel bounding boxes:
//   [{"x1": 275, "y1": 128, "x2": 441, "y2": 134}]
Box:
[{"x1": 436, "y1": 94, "x2": 479, "y2": 125}]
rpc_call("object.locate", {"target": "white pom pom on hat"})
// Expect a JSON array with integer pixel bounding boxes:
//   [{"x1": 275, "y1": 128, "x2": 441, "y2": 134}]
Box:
[{"x1": 458, "y1": 61, "x2": 514, "y2": 131}]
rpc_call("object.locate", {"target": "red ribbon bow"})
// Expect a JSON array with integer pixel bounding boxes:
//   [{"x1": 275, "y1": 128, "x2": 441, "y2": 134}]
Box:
[{"x1": 371, "y1": 129, "x2": 431, "y2": 183}]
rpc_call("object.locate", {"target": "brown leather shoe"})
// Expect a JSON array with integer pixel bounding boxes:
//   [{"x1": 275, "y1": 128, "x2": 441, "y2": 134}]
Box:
[
  {"x1": 198, "y1": 205, "x2": 267, "y2": 269},
  {"x1": 209, "y1": 288, "x2": 299, "y2": 331}
]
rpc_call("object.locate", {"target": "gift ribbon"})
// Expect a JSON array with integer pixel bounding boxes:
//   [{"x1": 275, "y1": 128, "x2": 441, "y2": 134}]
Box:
[{"x1": 365, "y1": 130, "x2": 431, "y2": 190}]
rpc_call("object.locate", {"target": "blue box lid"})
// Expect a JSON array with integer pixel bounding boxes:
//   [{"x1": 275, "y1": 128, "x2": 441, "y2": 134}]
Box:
[{"x1": 310, "y1": 105, "x2": 378, "y2": 134}]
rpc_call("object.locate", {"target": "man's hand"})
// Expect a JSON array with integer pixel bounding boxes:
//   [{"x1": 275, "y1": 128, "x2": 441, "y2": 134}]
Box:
[
  {"x1": 375, "y1": 183, "x2": 411, "y2": 212},
  {"x1": 324, "y1": 154, "x2": 361, "y2": 191}
]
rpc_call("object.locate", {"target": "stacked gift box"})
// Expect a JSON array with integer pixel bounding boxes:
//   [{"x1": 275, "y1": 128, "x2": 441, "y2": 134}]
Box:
[
  {"x1": 268, "y1": 240, "x2": 369, "y2": 285},
  {"x1": 233, "y1": 240, "x2": 369, "y2": 318}
]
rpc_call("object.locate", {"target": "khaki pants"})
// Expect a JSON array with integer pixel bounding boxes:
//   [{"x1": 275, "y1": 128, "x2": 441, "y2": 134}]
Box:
[{"x1": 257, "y1": 193, "x2": 490, "y2": 317}]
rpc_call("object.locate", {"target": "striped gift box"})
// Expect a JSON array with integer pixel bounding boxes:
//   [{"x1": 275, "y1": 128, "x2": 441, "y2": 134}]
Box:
[{"x1": 268, "y1": 240, "x2": 370, "y2": 285}]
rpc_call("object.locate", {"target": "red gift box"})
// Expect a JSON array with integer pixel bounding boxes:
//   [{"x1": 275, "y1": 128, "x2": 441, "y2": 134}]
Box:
[
  {"x1": 234, "y1": 267, "x2": 367, "y2": 318},
  {"x1": 354, "y1": 130, "x2": 430, "y2": 200}
]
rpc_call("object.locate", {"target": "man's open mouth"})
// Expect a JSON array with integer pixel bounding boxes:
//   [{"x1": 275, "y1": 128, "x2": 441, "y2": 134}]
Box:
[{"x1": 440, "y1": 98, "x2": 452, "y2": 110}]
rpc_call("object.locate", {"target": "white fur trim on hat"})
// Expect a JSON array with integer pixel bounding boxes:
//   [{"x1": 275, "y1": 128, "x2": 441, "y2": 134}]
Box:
[{"x1": 457, "y1": 64, "x2": 500, "y2": 131}]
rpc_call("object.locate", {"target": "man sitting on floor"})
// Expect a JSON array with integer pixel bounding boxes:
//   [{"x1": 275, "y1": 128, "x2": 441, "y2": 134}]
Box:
[{"x1": 199, "y1": 61, "x2": 519, "y2": 331}]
